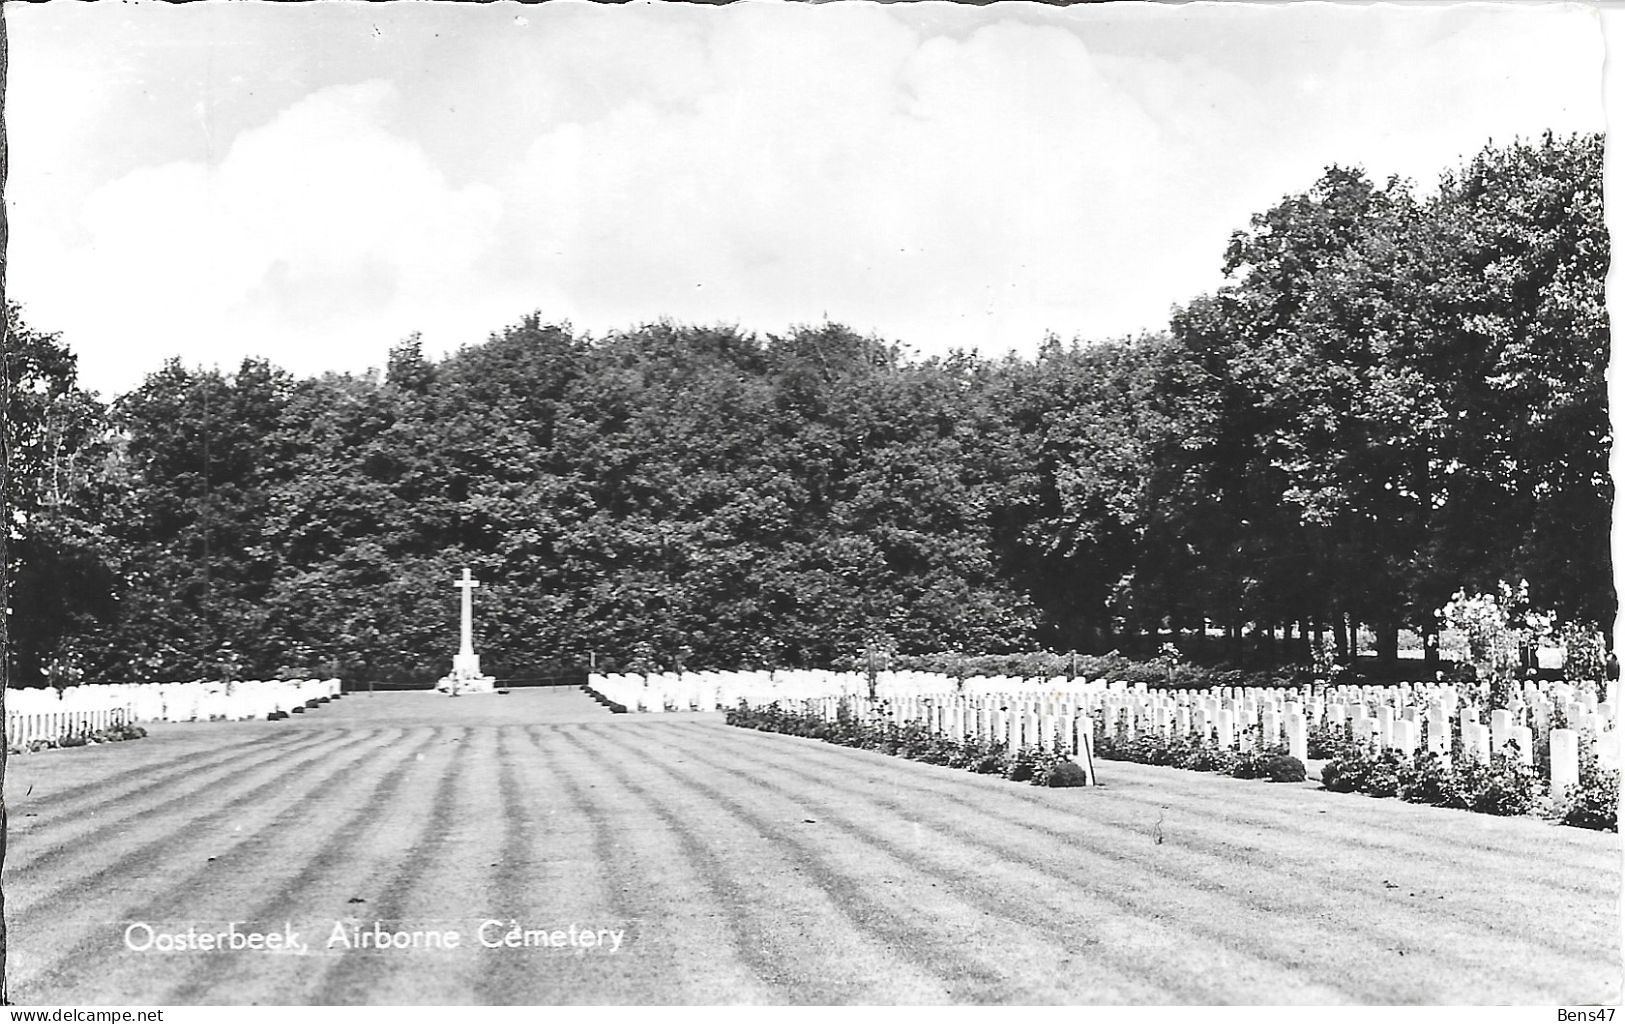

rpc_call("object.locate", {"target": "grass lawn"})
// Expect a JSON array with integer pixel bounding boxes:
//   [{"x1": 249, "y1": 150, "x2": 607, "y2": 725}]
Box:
[{"x1": 5, "y1": 688, "x2": 1618, "y2": 1004}]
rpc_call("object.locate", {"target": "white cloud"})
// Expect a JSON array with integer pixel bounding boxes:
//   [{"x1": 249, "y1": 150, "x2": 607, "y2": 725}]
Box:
[
  {"x1": 31, "y1": 80, "x2": 504, "y2": 390},
  {"x1": 3, "y1": 2, "x2": 1606, "y2": 395}
]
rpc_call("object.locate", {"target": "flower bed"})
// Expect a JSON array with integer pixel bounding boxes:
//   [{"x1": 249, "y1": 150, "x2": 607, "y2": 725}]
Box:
[
  {"x1": 1091, "y1": 724, "x2": 1307, "y2": 783},
  {"x1": 8, "y1": 722, "x2": 148, "y2": 755},
  {"x1": 725, "y1": 699, "x2": 1093, "y2": 787},
  {"x1": 1318, "y1": 729, "x2": 1617, "y2": 830}
]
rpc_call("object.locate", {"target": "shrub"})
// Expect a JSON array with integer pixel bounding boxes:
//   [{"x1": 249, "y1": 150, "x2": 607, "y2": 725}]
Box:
[
  {"x1": 1433, "y1": 753, "x2": 1539, "y2": 815},
  {"x1": 1306, "y1": 722, "x2": 1345, "y2": 760},
  {"x1": 1396, "y1": 751, "x2": 1453, "y2": 805},
  {"x1": 1184, "y1": 740, "x2": 1239, "y2": 775},
  {"x1": 1231, "y1": 746, "x2": 1270, "y2": 780},
  {"x1": 969, "y1": 749, "x2": 1006, "y2": 774},
  {"x1": 1233, "y1": 744, "x2": 1299, "y2": 780},
  {"x1": 1468, "y1": 757, "x2": 1538, "y2": 817},
  {"x1": 1552, "y1": 736, "x2": 1619, "y2": 831},
  {"x1": 1037, "y1": 758, "x2": 1093, "y2": 788},
  {"x1": 727, "y1": 698, "x2": 1082, "y2": 789},
  {"x1": 1263, "y1": 754, "x2": 1307, "y2": 782},
  {"x1": 6, "y1": 721, "x2": 148, "y2": 755},
  {"x1": 1555, "y1": 767, "x2": 1619, "y2": 831},
  {"x1": 1321, "y1": 746, "x2": 1403, "y2": 796},
  {"x1": 1004, "y1": 747, "x2": 1040, "y2": 782}
]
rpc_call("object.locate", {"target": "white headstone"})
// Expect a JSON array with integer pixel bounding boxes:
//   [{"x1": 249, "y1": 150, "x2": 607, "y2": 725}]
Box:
[
  {"x1": 1510, "y1": 724, "x2": 1535, "y2": 766},
  {"x1": 1490, "y1": 709, "x2": 1514, "y2": 756},
  {"x1": 1285, "y1": 711, "x2": 1308, "y2": 764},
  {"x1": 1550, "y1": 728, "x2": 1580, "y2": 796}
]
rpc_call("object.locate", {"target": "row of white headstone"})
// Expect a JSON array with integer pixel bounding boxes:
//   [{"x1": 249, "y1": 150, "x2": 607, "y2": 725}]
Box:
[
  {"x1": 6, "y1": 678, "x2": 342, "y2": 747},
  {"x1": 806, "y1": 693, "x2": 1101, "y2": 779},
  {"x1": 591, "y1": 670, "x2": 1615, "y2": 719},
  {"x1": 589, "y1": 670, "x2": 881, "y2": 712},
  {"x1": 868, "y1": 683, "x2": 1617, "y2": 799},
  {"x1": 591, "y1": 669, "x2": 1618, "y2": 798}
]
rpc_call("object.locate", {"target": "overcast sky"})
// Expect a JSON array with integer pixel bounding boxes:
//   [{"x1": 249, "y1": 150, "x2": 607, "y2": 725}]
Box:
[{"x1": 5, "y1": 1, "x2": 1609, "y2": 399}]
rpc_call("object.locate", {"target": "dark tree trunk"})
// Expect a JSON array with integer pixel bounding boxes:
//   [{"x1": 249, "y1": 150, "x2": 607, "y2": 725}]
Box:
[
  {"x1": 1377, "y1": 622, "x2": 1400, "y2": 678},
  {"x1": 1424, "y1": 622, "x2": 1441, "y2": 675}
]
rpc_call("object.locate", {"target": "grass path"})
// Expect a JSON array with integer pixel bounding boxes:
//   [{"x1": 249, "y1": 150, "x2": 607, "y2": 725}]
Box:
[{"x1": 4, "y1": 689, "x2": 1618, "y2": 1005}]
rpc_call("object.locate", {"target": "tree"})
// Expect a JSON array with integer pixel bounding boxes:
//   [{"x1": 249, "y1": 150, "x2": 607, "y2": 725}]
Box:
[
  {"x1": 102, "y1": 359, "x2": 294, "y2": 678},
  {"x1": 1421, "y1": 133, "x2": 1611, "y2": 630},
  {"x1": 2, "y1": 304, "x2": 118, "y2": 685}
]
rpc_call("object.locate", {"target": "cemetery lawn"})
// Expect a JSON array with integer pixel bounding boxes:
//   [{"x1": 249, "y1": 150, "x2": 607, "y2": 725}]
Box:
[{"x1": 5, "y1": 689, "x2": 1618, "y2": 1006}]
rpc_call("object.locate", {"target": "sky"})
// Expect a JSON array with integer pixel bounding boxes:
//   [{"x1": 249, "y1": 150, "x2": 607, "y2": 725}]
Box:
[{"x1": 4, "y1": 0, "x2": 1610, "y2": 399}]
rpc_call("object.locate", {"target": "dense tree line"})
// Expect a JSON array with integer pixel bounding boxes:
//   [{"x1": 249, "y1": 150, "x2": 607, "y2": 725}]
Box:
[{"x1": 4, "y1": 133, "x2": 1610, "y2": 683}]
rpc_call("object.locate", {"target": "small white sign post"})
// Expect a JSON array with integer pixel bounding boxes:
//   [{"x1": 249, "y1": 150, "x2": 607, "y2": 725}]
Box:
[{"x1": 438, "y1": 567, "x2": 496, "y2": 695}]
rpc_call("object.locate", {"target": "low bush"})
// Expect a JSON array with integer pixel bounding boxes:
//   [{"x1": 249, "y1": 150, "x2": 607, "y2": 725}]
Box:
[
  {"x1": 1321, "y1": 746, "x2": 1403, "y2": 797},
  {"x1": 1306, "y1": 722, "x2": 1345, "y2": 760},
  {"x1": 1551, "y1": 736, "x2": 1619, "y2": 831},
  {"x1": 726, "y1": 699, "x2": 1091, "y2": 788},
  {"x1": 1395, "y1": 751, "x2": 1453, "y2": 804},
  {"x1": 1554, "y1": 768, "x2": 1619, "y2": 831},
  {"x1": 1233, "y1": 745, "x2": 1295, "y2": 780},
  {"x1": 7, "y1": 722, "x2": 148, "y2": 755},
  {"x1": 1264, "y1": 753, "x2": 1307, "y2": 782},
  {"x1": 1037, "y1": 758, "x2": 1093, "y2": 787},
  {"x1": 1444, "y1": 754, "x2": 1540, "y2": 816},
  {"x1": 1330, "y1": 742, "x2": 1542, "y2": 817},
  {"x1": 1094, "y1": 723, "x2": 1303, "y2": 783}
]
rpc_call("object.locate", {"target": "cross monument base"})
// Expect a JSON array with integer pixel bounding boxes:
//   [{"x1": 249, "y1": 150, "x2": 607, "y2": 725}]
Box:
[{"x1": 437, "y1": 654, "x2": 496, "y2": 695}]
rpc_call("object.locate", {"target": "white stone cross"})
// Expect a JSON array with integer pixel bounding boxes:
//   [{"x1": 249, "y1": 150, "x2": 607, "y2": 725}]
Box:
[{"x1": 455, "y1": 568, "x2": 480, "y2": 657}]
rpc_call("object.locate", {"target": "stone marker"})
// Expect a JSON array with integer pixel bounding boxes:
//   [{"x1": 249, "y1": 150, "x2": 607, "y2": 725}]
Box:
[
  {"x1": 1550, "y1": 728, "x2": 1580, "y2": 796},
  {"x1": 1490, "y1": 709, "x2": 1514, "y2": 756},
  {"x1": 1284, "y1": 711, "x2": 1308, "y2": 764},
  {"x1": 1070, "y1": 726, "x2": 1098, "y2": 785},
  {"x1": 1349, "y1": 706, "x2": 1370, "y2": 747},
  {"x1": 1392, "y1": 719, "x2": 1417, "y2": 756},
  {"x1": 1376, "y1": 705, "x2": 1395, "y2": 749},
  {"x1": 1430, "y1": 708, "x2": 1456, "y2": 757},
  {"x1": 1153, "y1": 705, "x2": 1171, "y2": 736},
  {"x1": 1261, "y1": 707, "x2": 1280, "y2": 748},
  {"x1": 1510, "y1": 724, "x2": 1535, "y2": 766}
]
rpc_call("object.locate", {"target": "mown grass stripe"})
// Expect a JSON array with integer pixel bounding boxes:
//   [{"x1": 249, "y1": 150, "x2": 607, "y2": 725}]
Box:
[
  {"x1": 10, "y1": 726, "x2": 414, "y2": 1001},
  {"x1": 544, "y1": 724, "x2": 792, "y2": 1004},
  {"x1": 718, "y1": 721, "x2": 1619, "y2": 887},
  {"x1": 7, "y1": 725, "x2": 374, "y2": 920},
  {"x1": 157, "y1": 726, "x2": 449, "y2": 1003},
  {"x1": 689, "y1": 722, "x2": 1615, "y2": 1002},
  {"x1": 570, "y1": 726, "x2": 903, "y2": 1003},
  {"x1": 467, "y1": 724, "x2": 660, "y2": 1005},
  {"x1": 6, "y1": 728, "x2": 348, "y2": 876},
  {"x1": 9, "y1": 725, "x2": 319, "y2": 808},
  {"x1": 583, "y1": 722, "x2": 1150, "y2": 1004},
  {"x1": 602, "y1": 722, "x2": 1238, "y2": 1002},
  {"x1": 310, "y1": 726, "x2": 480, "y2": 1005}
]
